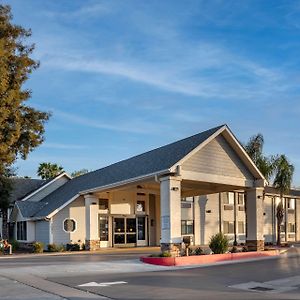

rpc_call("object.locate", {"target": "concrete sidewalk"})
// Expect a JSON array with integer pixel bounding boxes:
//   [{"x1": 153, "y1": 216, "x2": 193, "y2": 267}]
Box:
[{"x1": 0, "y1": 276, "x2": 65, "y2": 300}]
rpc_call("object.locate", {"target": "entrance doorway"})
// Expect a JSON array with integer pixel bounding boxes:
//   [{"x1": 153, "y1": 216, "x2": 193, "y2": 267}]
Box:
[{"x1": 113, "y1": 216, "x2": 147, "y2": 247}]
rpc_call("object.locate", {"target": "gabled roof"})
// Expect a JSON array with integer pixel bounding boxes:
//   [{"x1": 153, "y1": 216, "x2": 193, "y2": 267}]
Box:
[
  {"x1": 15, "y1": 200, "x2": 48, "y2": 219},
  {"x1": 23, "y1": 124, "x2": 265, "y2": 219},
  {"x1": 8, "y1": 178, "x2": 46, "y2": 205},
  {"x1": 31, "y1": 125, "x2": 225, "y2": 218}
]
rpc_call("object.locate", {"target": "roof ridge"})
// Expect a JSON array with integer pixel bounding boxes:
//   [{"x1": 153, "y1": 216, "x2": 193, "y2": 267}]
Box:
[{"x1": 75, "y1": 124, "x2": 225, "y2": 180}]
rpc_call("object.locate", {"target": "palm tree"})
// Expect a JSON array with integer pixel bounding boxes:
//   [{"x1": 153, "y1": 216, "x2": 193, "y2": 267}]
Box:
[
  {"x1": 37, "y1": 162, "x2": 64, "y2": 179},
  {"x1": 244, "y1": 134, "x2": 276, "y2": 181},
  {"x1": 273, "y1": 155, "x2": 294, "y2": 246}
]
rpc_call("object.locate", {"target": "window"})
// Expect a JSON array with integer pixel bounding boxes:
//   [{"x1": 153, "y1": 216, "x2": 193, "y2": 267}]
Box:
[
  {"x1": 288, "y1": 223, "x2": 295, "y2": 233},
  {"x1": 223, "y1": 221, "x2": 234, "y2": 234},
  {"x1": 288, "y1": 199, "x2": 295, "y2": 210},
  {"x1": 99, "y1": 199, "x2": 109, "y2": 210},
  {"x1": 238, "y1": 193, "x2": 244, "y2": 205},
  {"x1": 99, "y1": 216, "x2": 109, "y2": 241},
  {"x1": 136, "y1": 200, "x2": 145, "y2": 213},
  {"x1": 63, "y1": 219, "x2": 76, "y2": 232},
  {"x1": 223, "y1": 192, "x2": 234, "y2": 205},
  {"x1": 238, "y1": 221, "x2": 245, "y2": 234},
  {"x1": 181, "y1": 220, "x2": 194, "y2": 235},
  {"x1": 17, "y1": 221, "x2": 27, "y2": 240}
]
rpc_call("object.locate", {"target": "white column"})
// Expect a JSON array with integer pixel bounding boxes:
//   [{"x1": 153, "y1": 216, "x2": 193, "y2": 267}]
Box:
[
  {"x1": 84, "y1": 194, "x2": 99, "y2": 250},
  {"x1": 246, "y1": 188, "x2": 264, "y2": 251},
  {"x1": 160, "y1": 176, "x2": 182, "y2": 250},
  {"x1": 194, "y1": 196, "x2": 201, "y2": 245}
]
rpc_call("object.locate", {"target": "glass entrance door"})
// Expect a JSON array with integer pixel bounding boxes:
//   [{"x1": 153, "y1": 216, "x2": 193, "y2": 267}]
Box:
[
  {"x1": 99, "y1": 216, "x2": 109, "y2": 247},
  {"x1": 137, "y1": 216, "x2": 147, "y2": 246},
  {"x1": 113, "y1": 217, "x2": 137, "y2": 246}
]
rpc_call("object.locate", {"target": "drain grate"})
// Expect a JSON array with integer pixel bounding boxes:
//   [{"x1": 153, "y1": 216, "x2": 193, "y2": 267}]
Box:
[{"x1": 250, "y1": 286, "x2": 275, "y2": 292}]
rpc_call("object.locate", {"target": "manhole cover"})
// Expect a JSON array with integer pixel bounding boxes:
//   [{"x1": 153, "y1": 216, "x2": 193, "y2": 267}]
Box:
[{"x1": 250, "y1": 286, "x2": 275, "y2": 292}]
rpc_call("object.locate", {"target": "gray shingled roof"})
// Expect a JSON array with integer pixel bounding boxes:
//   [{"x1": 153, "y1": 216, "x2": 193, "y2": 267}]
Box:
[
  {"x1": 16, "y1": 200, "x2": 47, "y2": 218},
  {"x1": 31, "y1": 125, "x2": 224, "y2": 218},
  {"x1": 8, "y1": 178, "x2": 46, "y2": 205}
]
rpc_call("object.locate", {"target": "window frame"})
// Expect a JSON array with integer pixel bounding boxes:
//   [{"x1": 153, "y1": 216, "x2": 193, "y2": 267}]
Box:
[
  {"x1": 16, "y1": 221, "x2": 27, "y2": 241},
  {"x1": 223, "y1": 221, "x2": 234, "y2": 234},
  {"x1": 63, "y1": 218, "x2": 77, "y2": 233},
  {"x1": 181, "y1": 220, "x2": 194, "y2": 235}
]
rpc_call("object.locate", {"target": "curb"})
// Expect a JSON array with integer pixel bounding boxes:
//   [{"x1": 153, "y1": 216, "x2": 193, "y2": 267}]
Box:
[{"x1": 140, "y1": 250, "x2": 280, "y2": 266}]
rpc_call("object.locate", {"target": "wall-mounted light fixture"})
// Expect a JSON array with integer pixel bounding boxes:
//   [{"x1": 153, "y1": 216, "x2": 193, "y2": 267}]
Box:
[{"x1": 171, "y1": 187, "x2": 179, "y2": 191}]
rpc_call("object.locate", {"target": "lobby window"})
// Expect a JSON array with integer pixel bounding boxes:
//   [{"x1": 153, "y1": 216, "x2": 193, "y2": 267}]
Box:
[
  {"x1": 181, "y1": 220, "x2": 194, "y2": 235},
  {"x1": 288, "y1": 223, "x2": 295, "y2": 233},
  {"x1": 99, "y1": 199, "x2": 109, "y2": 210},
  {"x1": 238, "y1": 193, "x2": 244, "y2": 205},
  {"x1": 223, "y1": 221, "x2": 234, "y2": 234},
  {"x1": 63, "y1": 219, "x2": 76, "y2": 233},
  {"x1": 17, "y1": 221, "x2": 27, "y2": 240},
  {"x1": 288, "y1": 199, "x2": 295, "y2": 210},
  {"x1": 223, "y1": 192, "x2": 234, "y2": 205},
  {"x1": 238, "y1": 221, "x2": 245, "y2": 234}
]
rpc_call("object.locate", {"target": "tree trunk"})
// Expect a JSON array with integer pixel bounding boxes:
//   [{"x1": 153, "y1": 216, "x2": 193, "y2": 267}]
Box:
[
  {"x1": 277, "y1": 223, "x2": 281, "y2": 246},
  {"x1": 1, "y1": 209, "x2": 8, "y2": 239}
]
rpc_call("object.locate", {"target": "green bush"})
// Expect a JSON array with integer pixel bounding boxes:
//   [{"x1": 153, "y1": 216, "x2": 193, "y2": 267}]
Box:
[
  {"x1": 160, "y1": 251, "x2": 172, "y2": 257},
  {"x1": 47, "y1": 243, "x2": 64, "y2": 252},
  {"x1": 9, "y1": 240, "x2": 19, "y2": 251},
  {"x1": 66, "y1": 243, "x2": 80, "y2": 251},
  {"x1": 188, "y1": 246, "x2": 203, "y2": 256},
  {"x1": 32, "y1": 242, "x2": 44, "y2": 253},
  {"x1": 209, "y1": 232, "x2": 229, "y2": 254}
]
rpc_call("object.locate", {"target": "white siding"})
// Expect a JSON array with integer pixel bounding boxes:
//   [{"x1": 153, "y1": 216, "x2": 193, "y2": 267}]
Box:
[
  {"x1": 52, "y1": 196, "x2": 86, "y2": 245},
  {"x1": 35, "y1": 221, "x2": 50, "y2": 247},
  {"x1": 182, "y1": 135, "x2": 254, "y2": 180}
]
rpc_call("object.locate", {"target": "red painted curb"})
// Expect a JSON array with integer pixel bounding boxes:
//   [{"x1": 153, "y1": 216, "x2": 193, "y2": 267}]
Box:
[{"x1": 140, "y1": 250, "x2": 280, "y2": 266}]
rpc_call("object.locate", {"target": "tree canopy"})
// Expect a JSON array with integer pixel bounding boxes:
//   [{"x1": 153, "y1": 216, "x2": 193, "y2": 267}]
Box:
[
  {"x1": 37, "y1": 162, "x2": 64, "y2": 180},
  {"x1": 0, "y1": 5, "x2": 50, "y2": 173},
  {"x1": 71, "y1": 169, "x2": 89, "y2": 178},
  {"x1": 0, "y1": 5, "x2": 50, "y2": 238},
  {"x1": 244, "y1": 133, "x2": 276, "y2": 181}
]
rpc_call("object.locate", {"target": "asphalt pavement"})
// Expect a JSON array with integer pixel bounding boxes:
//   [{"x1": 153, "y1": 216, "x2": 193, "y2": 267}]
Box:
[{"x1": 0, "y1": 247, "x2": 299, "y2": 300}]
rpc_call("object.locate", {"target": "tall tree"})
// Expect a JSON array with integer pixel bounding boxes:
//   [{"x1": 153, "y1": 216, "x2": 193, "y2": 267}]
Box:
[
  {"x1": 273, "y1": 155, "x2": 294, "y2": 246},
  {"x1": 244, "y1": 134, "x2": 276, "y2": 181},
  {"x1": 0, "y1": 5, "x2": 50, "y2": 238},
  {"x1": 37, "y1": 162, "x2": 64, "y2": 180}
]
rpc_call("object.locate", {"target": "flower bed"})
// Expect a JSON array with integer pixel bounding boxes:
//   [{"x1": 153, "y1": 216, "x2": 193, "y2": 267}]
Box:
[{"x1": 140, "y1": 250, "x2": 280, "y2": 266}]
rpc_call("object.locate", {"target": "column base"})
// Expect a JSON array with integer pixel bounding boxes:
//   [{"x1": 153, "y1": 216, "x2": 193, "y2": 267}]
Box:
[
  {"x1": 85, "y1": 240, "x2": 100, "y2": 251},
  {"x1": 161, "y1": 243, "x2": 182, "y2": 257},
  {"x1": 246, "y1": 240, "x2": 264, "y2": 251}
]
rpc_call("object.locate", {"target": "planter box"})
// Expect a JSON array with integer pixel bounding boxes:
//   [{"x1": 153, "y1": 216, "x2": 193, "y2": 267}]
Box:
[{"x1": 140, "y1": 250, "x2": 280, "y2": 267}]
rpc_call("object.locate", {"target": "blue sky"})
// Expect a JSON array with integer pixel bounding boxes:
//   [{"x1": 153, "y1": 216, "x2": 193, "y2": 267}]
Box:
[{"x1": 5, "y1": 0, "x2": 300, "y2": 186}]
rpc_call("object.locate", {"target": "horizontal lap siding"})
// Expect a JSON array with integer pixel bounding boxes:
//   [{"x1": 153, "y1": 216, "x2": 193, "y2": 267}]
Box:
[
  {"x1": 182, "y1": 135, "x2": 254, "y2": 180},
  {"x1": 35, "y1": 221, "x2": 50, "y2": 246}
]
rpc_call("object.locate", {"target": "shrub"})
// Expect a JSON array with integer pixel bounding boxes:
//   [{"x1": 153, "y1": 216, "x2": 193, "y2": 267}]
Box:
[
  {"x1": 9, "y1": 240, "x2": 19, "y2": 251},
  {"x1": 209, "y1": 232, "x2": 229, "y2": 254},
  {"x1": 160, "y1": 251, "x2": 172, "y2": 257},
  {"x1": 231, "y1": 246, "x2": 238, "y2": 253},
  {"x1": 47, "y1": 243, "x2": 64, "y2": 252},
  {"x1": 188, "y1": 246, "x2": 203, "y2": 256},
  {"x1": 242, "y1": 246, "x2": 248, "y2": 252},
  {"x1": 66, "y1": 243, "x2": 80, "y2": 251},
  {"x1": 32, "y1": 242, "x2": 44, "y2": 253}
]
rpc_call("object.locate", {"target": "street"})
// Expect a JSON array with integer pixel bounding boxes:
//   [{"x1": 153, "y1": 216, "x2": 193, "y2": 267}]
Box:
[{"x1": 0, "y1": 248, "x2": 299, "y2": 300}]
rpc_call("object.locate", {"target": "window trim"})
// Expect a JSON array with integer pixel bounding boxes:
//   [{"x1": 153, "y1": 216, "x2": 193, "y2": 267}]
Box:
[
  {"x1": 63, "y1": 218, "x2": 77, "y2": 233},
  {"x1": 16, "y1": 221, "x2": 27, "y2": 241},
  {"x1": 181, "y1": 220, "x2": 194, "y2": 235}
]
